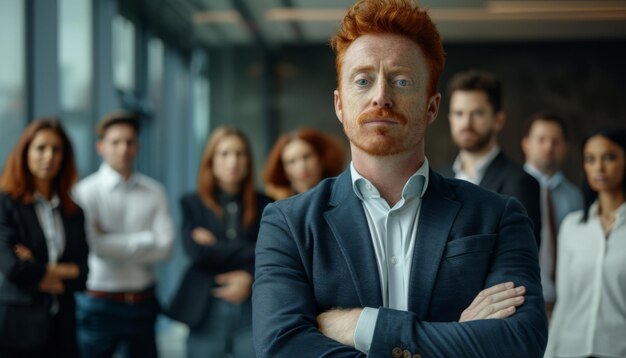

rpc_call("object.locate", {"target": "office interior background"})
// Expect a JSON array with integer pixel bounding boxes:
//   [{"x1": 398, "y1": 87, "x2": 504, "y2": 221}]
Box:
[{"x1": 1, "y1": 0, "x2": 625, "y2": 348}]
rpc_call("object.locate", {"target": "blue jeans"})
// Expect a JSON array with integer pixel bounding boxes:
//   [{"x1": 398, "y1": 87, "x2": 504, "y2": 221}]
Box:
[
  {"x1": 186, "y1": 298, "x2": 254, "y2": 358},
  {"x1": 75, "y1": 292, "x2": 159, "y2": 358}
]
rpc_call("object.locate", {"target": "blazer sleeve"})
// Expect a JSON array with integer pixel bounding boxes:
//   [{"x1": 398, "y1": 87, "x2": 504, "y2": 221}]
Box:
[
  {"x1": 253, "y1": 203, "x2": 366, "y2": 358},
  {"x1": 0, "y1": 195, "x2": 46, "y2": 289},
  {"x1": 59, "y1": 209, "x2": 89, "y2": 292},
  {"x1": 367, "y1": 197, "x2": 547, "y2": 357},
  {"x1": 180, "y1": 195, "x2": 256, "y2": 273}
]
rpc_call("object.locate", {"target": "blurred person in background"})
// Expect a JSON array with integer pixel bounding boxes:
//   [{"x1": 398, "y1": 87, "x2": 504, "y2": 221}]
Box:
[
  {"x1": 0, "y1": 118, "x2": 88, "y2": 357},
  {"x1": 546, "y1": 128, "x2": 626, "y2": 358},
  {"x1": 442, "y1": 69, "x2": 542, "y2": 247},
  {"x1": 521, "y1": 112, "x2": 583, "y2": 315},
  {"x1": 263, "y1": 127, "x2": 346, "y2": 200},
  {"x1": 73, "y1": 110, "x2": 174, "y2": 358},
  {"x1": 174, "y1": 127, "x2": 271, "y2": 358}
]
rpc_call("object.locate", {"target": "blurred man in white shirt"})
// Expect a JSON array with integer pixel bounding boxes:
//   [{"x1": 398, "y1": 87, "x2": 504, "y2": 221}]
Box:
[{"x1": 73, "y1": 110, "x2": 174, "y2": 357}]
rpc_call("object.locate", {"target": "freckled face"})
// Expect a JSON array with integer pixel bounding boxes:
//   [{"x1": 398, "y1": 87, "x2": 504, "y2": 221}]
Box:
[
  {"x1": 583, "y1": 135, "x2": 625, "y2": 194},
  {"x1": 334, "y1": 33, "x2": 440, "y2": 157}
]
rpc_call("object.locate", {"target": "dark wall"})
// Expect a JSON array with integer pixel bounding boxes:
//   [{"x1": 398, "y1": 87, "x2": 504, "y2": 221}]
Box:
[{"x1": 209, "y1": 40, "x2": 626, "y2": 185}]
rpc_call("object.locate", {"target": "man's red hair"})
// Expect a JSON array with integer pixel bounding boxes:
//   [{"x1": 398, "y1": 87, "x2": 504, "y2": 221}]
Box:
[{"x1": 330, "y1": 0, "x2": 445, "y2": 96}]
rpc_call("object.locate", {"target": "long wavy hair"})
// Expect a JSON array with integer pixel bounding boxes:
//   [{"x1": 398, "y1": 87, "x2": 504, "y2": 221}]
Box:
[
  {"x1": 580, "y1": 128, "x2": 626, "y2": 222},
  {"x1": 263, "y1": 128, "x2": 347, "y2": 200},
  {"x1": 197, "y1": 127, "x2": 257, "y2": 227},
  {"x1": 0, "y1": 118, "x2": 79, "y2": 215}
]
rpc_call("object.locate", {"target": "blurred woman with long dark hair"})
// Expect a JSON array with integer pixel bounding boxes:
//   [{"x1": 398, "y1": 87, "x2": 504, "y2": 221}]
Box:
[{"x1": 546, "y1": 128, "x2": 626, "y2": 357}]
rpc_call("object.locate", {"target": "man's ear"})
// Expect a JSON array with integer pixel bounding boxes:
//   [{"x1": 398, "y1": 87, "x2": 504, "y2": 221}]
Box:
[
  {"x1": 426, "y1": 93, "x2": 442, "y2": 125},
  {"x1": 96, "y1": 140, "x2": 103, "y2": 156},
  {"x1": 334, "y1": 89, "x2": 343, "y2": 124},
  {"x1": 494, "y1": 110, "x2": 506, "y2": 132}
]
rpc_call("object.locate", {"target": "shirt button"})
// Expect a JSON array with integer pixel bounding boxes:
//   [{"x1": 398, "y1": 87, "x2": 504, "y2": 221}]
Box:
[{"x1": 390, "y1": 256, "x2": 399, "y2": 265}]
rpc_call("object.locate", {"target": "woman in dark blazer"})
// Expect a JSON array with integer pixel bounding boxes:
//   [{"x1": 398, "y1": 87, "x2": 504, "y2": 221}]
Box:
[
  {"x1": 0, "y1": 118, "x2": 88, "y2": 357},
  {"x1": 174, "y1": 127, "x2": 270, "y2": 358}
]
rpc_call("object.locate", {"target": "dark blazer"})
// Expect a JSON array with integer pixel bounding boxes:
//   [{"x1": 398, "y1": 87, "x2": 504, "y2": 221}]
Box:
[
  {"x1": 0, "y1": 192, "x2": 88, "y2": 355},
  {"x1": 440, "y1": 151, "x2": 542, "y2": 247},
  {"x1": 168, "y1": 192, "x2": 271, "y2": 325},
  {"x1": 253, "y1": 169, "x2": 547, "y2": 358}
]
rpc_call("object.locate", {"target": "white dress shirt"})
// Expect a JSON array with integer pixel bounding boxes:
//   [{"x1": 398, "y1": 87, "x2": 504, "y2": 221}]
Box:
[
  {"x1": 545, "y1": 201, "x2": 626, "y2": 358},
  {"x1": 524, "y1": 164, "x2": 584, "y2": 303},
  {"x1": 351, "y1": 160, "x2": 429, "y2": 354},
  {"x1": 33, "y1": 193, "x2": 65, "y2": 263},
  {"x1": 73, "y1": 163, "x2": 174, "y2": 292},
  {"x1": 452, "y1": 146, "x2": 500, "y2": 185}
]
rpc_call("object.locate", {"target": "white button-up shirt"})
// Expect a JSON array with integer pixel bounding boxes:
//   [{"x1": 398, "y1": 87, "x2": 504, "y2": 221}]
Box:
[
  {"x1": 34, "y1": 193, "x2": 65, "y2": 263},
  {"x1": 545, "y1": 201, "x2": 626, "y2": 357},
  {"x1": 73, "y1": 163, "x2": 174, "y2": 292},
  {"x1": 453, "y1": 146, "x2": 500, "y2": 185},
  {"x1": 351, "y1": 160, "x2": 429, "y2": 353}
]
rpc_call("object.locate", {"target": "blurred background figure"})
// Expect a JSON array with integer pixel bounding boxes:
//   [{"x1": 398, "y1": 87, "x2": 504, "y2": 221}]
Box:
[
  {"x1": 73, "y1": 111, "x2": 174, "y2": 358},
  {"x1": 0, "y1": 118, "x2": 88, "y2": 357},
  {"x1": 546, "y1": 128, "x2": 626, "y2": 358},
  {"x1": 175, "y1": 127, "x2": 271, "y2": 358},
  {"x1": 442, "y1": 69, "x2": 541, "y2": 246},
  {"x1": 263, "y1": 127, "x2": 346, "y2": 200},
  {"x1": 521, "y1": 112, "x2": 583, "y2": 315}
]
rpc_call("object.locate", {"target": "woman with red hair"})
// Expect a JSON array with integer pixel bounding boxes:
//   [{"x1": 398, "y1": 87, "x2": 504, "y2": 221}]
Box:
[
  {"x1": 263, "y1": 128, "x2": 347, "y2": 200},
  {"x1": 172, "y1": 127, "x2": 271, "y2": 358},
  {"x1": 0, "y1": 118, "x2": 88, "y2": 357}
]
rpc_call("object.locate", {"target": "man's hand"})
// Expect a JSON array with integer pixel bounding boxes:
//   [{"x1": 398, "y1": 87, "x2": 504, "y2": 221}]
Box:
[
  {"x1": 14, "y1": 244, "x2": 34, "y2": 261},
  {"x1": 212, "y1": 270, "x2": 253, "y2": 304},
  {"x1": 191, "y1": 227, "x2": 217, "y2": 246},
  {"x1": 459, "y1": 282, "x2": 525, "y2": 322},
  {"x1": 317, "y1": 308, "x2": 363, "y2": 347}
]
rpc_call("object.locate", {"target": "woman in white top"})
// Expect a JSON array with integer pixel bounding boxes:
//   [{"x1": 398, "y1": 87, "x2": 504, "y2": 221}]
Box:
[{"x1": 546, "y1": 128, "x2": 626, "y2": 358}]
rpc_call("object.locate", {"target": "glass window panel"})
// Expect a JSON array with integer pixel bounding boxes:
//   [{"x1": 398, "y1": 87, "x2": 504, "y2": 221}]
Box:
[
  {"x1": 58, "y1": 0, "x2": 93, "y2": 176},
  {"x1": 112, "y1": 14, "x2": 136, "y2": 92},
  {"x1": 0, "y1": 0, "x2": 25, "y2": 168}
]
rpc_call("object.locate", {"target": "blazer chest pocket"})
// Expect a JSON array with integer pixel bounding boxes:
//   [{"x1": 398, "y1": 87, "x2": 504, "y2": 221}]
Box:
[{"x1": 445, "y1": 234, "x2": 496, "y2": 260}]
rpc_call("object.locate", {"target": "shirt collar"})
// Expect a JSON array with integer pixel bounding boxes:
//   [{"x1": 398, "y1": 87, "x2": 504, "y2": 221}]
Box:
[
  {"x1": 523, "y1": 163, "x2": 564, "y2": 189},
  {"x1": 590, "y1": 200, "x2": 626, "y2": 221},
  {"x1": 453, "y1": 145, "x2": 500, "y2": 180},
  {"x1": 98, "y1": 163, "x2": 138, "y2": 191},
  {"x1": 34, "y1": 192, "x2": 61, "y2": 209},
  {"x1": 350, "y1": 158, "x2": 430, "y2": 201}
]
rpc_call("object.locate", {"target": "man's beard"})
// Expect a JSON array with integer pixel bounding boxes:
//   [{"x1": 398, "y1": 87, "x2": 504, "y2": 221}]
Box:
[
  {"x1": 455, "y1": 129, "x2": 492, "y2": 153},
  {"x1": 344, "y1": 108, "x2": 412, "y2": 157}
]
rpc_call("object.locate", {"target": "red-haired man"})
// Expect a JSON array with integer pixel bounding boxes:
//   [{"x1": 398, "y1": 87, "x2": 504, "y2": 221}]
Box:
[{"x1": 253, "y1": 1, "x2": 547, "y2": 357}]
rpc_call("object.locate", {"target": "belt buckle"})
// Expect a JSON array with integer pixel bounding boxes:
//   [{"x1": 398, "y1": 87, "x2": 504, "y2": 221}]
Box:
[{"x1": 124, "y1": 292, "x2": 135, "y2": 304}]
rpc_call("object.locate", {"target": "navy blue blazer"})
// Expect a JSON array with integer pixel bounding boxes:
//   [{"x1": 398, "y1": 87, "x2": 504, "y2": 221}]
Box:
[
  {"x1": 440, "y1": 151, "x2": 542, "y2": 247},
  {"x1": 253, "y1": 169, "x2": 547, "y2": 357}
]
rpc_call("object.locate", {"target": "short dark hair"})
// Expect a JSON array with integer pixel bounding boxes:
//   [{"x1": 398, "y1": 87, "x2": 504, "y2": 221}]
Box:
[
  {"x1": 96, "y1": 110, "x2": 140, "y2": 139},
  {"x1": 447, "y1": 70, "x2": 502, "y2": 113},
  {"x1": 523, "y1": 112, "x2": 569, "y2": 141}
]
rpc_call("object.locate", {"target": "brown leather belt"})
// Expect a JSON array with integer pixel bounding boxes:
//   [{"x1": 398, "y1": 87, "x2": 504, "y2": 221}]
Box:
[{"x1": 86, "y1": 288, "x2": 154, "y2": 304}]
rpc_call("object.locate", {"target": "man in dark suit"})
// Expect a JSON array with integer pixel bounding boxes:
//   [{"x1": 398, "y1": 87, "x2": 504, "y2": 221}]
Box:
[
  {"x1": 441, "y1": 70, "x2": 542, "y2": 246},
  {"x1": 252, "y1": 0, "x2": 547, "y2": 357}
]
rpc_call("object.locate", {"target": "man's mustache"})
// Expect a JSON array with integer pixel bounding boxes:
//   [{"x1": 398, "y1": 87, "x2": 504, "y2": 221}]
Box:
[{"x1": 357, "y1": 108, "x2": 408, "y2": 125}]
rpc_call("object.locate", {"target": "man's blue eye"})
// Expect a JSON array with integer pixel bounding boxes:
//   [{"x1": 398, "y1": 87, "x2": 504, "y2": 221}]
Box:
[
  {"x1": 356, "y1": 79, "x2": 368, "y2": 86},
  {"x1": 396, "y1": 79, "x2": 409, "y2": 87}
]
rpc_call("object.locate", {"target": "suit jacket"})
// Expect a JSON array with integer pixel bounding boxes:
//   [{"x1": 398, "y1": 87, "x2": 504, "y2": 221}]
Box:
[
  {"x1": 168, "y1": 192, "x2": 271, "y2": 325},
  {"x1": 441, "y1": 151, "x2": 542, "y2": 247},
  {"x1": 0, "y1": 192, "x2": 88, "y2": 354},
  {"x1": 253, "y1": 169, "x2": 547, "y2": 357}
]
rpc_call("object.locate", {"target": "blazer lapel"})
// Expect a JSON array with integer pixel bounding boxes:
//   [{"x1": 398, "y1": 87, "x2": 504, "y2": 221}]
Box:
[
  {"x1": 408, "y1": 171, "x2": 460, "y2": 318},
  {"x1": 16, "y1": 202, "x2": 49, "y2": 262},
  {"x1": 479, "y1": 151, "x2": 506, "y2": 191},
  {"x1": 324, "y1": 171, "x2": 383, "y2": 308}
]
